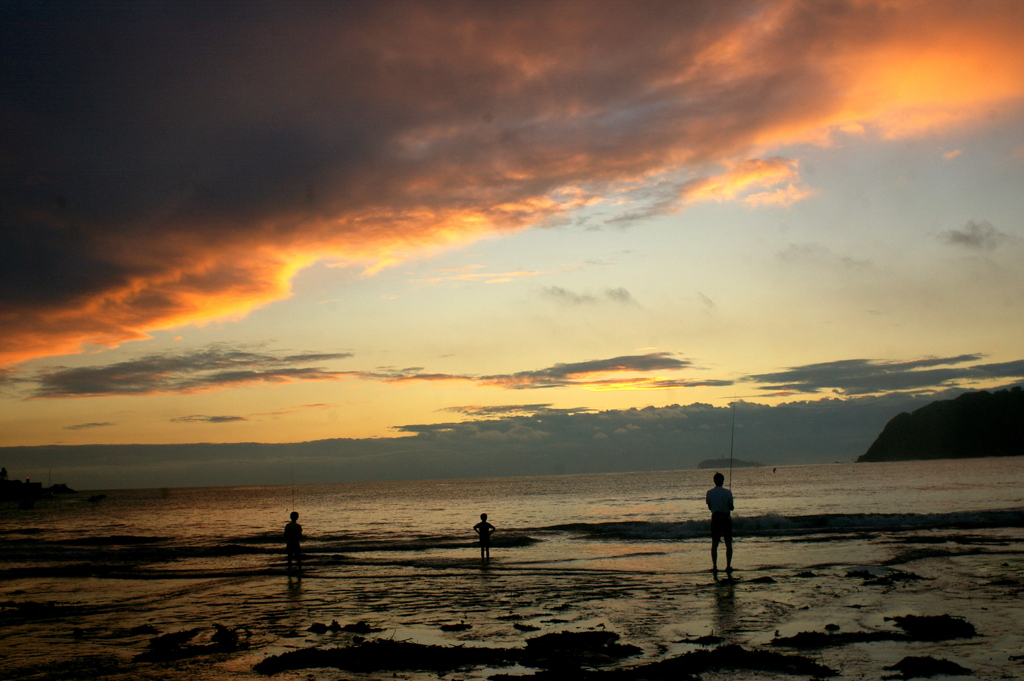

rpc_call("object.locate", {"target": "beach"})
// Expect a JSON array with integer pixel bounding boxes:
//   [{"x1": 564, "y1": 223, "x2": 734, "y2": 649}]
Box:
[{"x1": 2, "y1": 458, "x2": 1022, "y2": 680}]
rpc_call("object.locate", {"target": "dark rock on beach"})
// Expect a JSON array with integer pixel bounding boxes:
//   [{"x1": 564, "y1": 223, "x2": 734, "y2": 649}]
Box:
[
  {"x1": 254, "y1": 638, "x2": 518, "y2": 675},
  {"x1": 491, "y1": 644, "x2": 838, "y2": 680},
  {"x1": 882, "y1": 655, "x2": 972, "y2": 679},
  {"x1": 858, "y1": 386, "x2": 1024, "y2": 462},
  {"x1": 676, "y1": 634, "x2": 724, "y2": 645},
  {"x1": 522, "y1": 631, "x2": 642, "y2": 669},
  {"x1": 846, "y1": 568, "x2": 925, "y2": 586},
  {"x1": 135, "y1": 625, "x2": 249, "y2": 662},
  {"x1": 771, "y1": 614, "x2": 977, "y2": 649},
  {"x1": 885, "y1": 614, "x2": 977, "y2": 641},
  {"x1": 771, "y1": 629, "x2": 905, "y2": 649},
  {"x1": 863, "y1": 570, "x2": 925, "y2": 586},
  {"x1": 254, "y1": 630, "x2": 642, "y2": 676},
  {"x1": 339, "y1": 620, "x2": 384, "y2": 633}
]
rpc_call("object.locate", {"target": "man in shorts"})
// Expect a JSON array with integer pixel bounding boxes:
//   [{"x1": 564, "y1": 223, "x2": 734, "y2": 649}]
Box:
[{"x1": 705, "y1": 472, "x2": 734, "y2": 573}]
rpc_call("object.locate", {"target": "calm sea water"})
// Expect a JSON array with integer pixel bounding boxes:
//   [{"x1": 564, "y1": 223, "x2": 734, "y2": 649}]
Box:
[{"x1": 3, "y1": 457, "x2": 1022, "y2": 573}]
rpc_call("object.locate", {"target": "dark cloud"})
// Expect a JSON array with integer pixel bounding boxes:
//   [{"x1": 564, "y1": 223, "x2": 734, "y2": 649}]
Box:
[
  {"x1": 30, "y1": 346, "x2": 353, "y2": 398},
  {"x1": 5, "y1": 1, "x2": 1021, "y2": 364},
  {"x1": 63, "y1": 422, "x2": 116, "y2": 431},
  {"x1": 743, "y1": 354, "x2": 1024, "y2": 395},
  {"x1": 541, "y1": 287, "x2": 598, "y2": 305},
  {"x1": 351, "y1": 352, "x2": 713, "y2": 391},
  {"x1": 171, "y1": 415, "x2": 248, "y2": 424},
  {"x1": 696, "y1": 292, "x2": 716, "y2": 309},
  {"x1": 441, "y1": 404, "x2": 555, "y2": 417},
  {"x1": 20, "y1": 348, "x2": 712, "y2": 397},
  {"x1": 939, "y1": 220, "x2": 1008, "y2": 250},
  {"x1": 541, "y1": 286, "x2": 636, "y2": 306},
  {"x1": 480, "y1": 352, "x2": 696, "y2": 389},
  {"x1": 604, "y1": 288, "x2": 635, "y2": 304}
]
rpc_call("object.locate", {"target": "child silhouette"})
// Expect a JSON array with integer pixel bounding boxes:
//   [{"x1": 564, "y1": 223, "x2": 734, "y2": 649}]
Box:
[{"x1": 473, "y1": 513, "x2": 496, "y2": 561}]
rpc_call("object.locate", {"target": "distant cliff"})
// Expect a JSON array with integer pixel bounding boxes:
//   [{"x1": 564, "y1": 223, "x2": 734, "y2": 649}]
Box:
[{"x1": 857, "y1": 387, "x2": 1024, "y2": 462}]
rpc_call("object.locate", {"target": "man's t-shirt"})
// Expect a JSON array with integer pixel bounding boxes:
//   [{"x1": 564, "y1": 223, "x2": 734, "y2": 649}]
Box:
[
  {"x1": 284, "y1": 521, "x2": 302, "y2": 545},
  {"x1": 705, "y1": 486, "x2": 734, "y2": 514}
]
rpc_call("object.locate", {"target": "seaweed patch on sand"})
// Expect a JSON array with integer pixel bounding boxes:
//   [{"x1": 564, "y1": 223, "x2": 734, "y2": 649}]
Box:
[
  {"x1": 846, "y1": 568, "x2": 926, "y2": 586},
  {"x1": 490, "y1": 644, "x2": 838, "y2": 680},
  {"x1": 254, "y1": 631, "x2": 642, "y2": 676},
  {"x1": 253, "y1": 632, "x2": 836, "y2": 680},
  {"x1": 885, "y1": 614, "x2": 977, "y2": 641},
  {"x1": 883, "y1": 655, "x2": 972, "y2": 679},
  {"x1": 134, "y1": 624, "x2": 250, "y2": 662},
  {"x1": 770, "y1": 614, "x2": 977, "y2": 649}
]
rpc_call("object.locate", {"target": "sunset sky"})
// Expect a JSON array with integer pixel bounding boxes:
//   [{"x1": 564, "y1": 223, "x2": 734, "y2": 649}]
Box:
[{"x1": 3, "y1": 1, "x2": 1024, "y2": 476}]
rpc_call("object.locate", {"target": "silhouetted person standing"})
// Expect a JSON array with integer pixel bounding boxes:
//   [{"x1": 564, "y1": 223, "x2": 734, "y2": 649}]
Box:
[
  {"x1": 706, "y1": 472, "x2": 734, "y2": 573},
  {"x1": 285, "y1": 511, "x2": 303, "y2": 573},
  {"x1": 474, "y1": 513, "x2": 495, "y2": 560}
]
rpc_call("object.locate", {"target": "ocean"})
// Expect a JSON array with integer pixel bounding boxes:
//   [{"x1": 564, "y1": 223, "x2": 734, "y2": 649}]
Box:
[{"x1": 2, "y1": 457, "x2": 1022, "y2": 680}]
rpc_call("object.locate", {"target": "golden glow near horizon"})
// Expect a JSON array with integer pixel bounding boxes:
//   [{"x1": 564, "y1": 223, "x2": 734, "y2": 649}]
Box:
[{"x1": 3, "y1": 1, "x2": 1024, "y2": 449}]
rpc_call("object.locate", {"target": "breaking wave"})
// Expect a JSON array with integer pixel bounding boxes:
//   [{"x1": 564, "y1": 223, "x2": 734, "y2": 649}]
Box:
[{"x1": 538, "y1": 508, "x2": 1024, "y2": 540}]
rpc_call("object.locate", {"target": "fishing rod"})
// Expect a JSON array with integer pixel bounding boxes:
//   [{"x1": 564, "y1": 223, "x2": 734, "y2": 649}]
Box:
[
  {"x1": 290, "y1": 464, "x2": 295, "y2": 512},
  {"x1": 728, "y1": 402, "x2": 736, "y2": 488}
]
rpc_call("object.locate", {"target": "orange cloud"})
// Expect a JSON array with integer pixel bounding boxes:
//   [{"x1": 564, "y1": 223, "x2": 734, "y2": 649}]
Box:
[
  {"x1": 682, "y1": 157, "x2": 811, "y2": 206},
  {"x1": 4, "y1": 1, "x2": 1024, "y2": 365}
]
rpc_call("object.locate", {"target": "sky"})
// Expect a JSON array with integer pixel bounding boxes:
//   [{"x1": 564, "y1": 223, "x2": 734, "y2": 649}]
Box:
[{"x1": 3, "y1": 1, "x2": 1024, "y2": 486}]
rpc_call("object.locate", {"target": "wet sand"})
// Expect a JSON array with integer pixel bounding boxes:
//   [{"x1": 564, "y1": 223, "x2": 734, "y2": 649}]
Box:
[{"x1": 2, "y1": 527, "x2": 1022, "y2": 680}]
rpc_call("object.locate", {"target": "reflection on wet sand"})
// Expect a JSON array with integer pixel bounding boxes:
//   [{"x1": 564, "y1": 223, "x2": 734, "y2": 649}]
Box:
[{"x1": 712, "y1": 574, "x2": 737, "y2": 637}]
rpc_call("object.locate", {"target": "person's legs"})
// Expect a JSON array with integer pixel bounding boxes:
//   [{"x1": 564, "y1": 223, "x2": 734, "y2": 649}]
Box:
[
  {"x1": 710, "y1": 513, "x2": 724, "y2": 571},
  {"x1": 723, "y1": 517, "x2": 733, "y2": 572}
]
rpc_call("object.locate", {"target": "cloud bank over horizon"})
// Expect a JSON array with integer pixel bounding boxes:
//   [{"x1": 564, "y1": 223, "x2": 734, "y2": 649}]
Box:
[{"x1": 4, "y1": 385, "x2": 1019, "y2": 489}]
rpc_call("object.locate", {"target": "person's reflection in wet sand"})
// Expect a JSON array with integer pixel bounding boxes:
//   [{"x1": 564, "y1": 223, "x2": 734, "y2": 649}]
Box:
[
  {"x1": 287, "y1": 573, "x2": 302, "y2": 592},
  {"x1": 711, "y1": 571, "x2": 737, "y2": 638}
]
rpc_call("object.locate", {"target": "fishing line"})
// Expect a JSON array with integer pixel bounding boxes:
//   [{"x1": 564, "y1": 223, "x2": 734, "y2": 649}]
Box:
[{"x1": 728, "y1": 402, "x2": 735, "y2": 488}]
